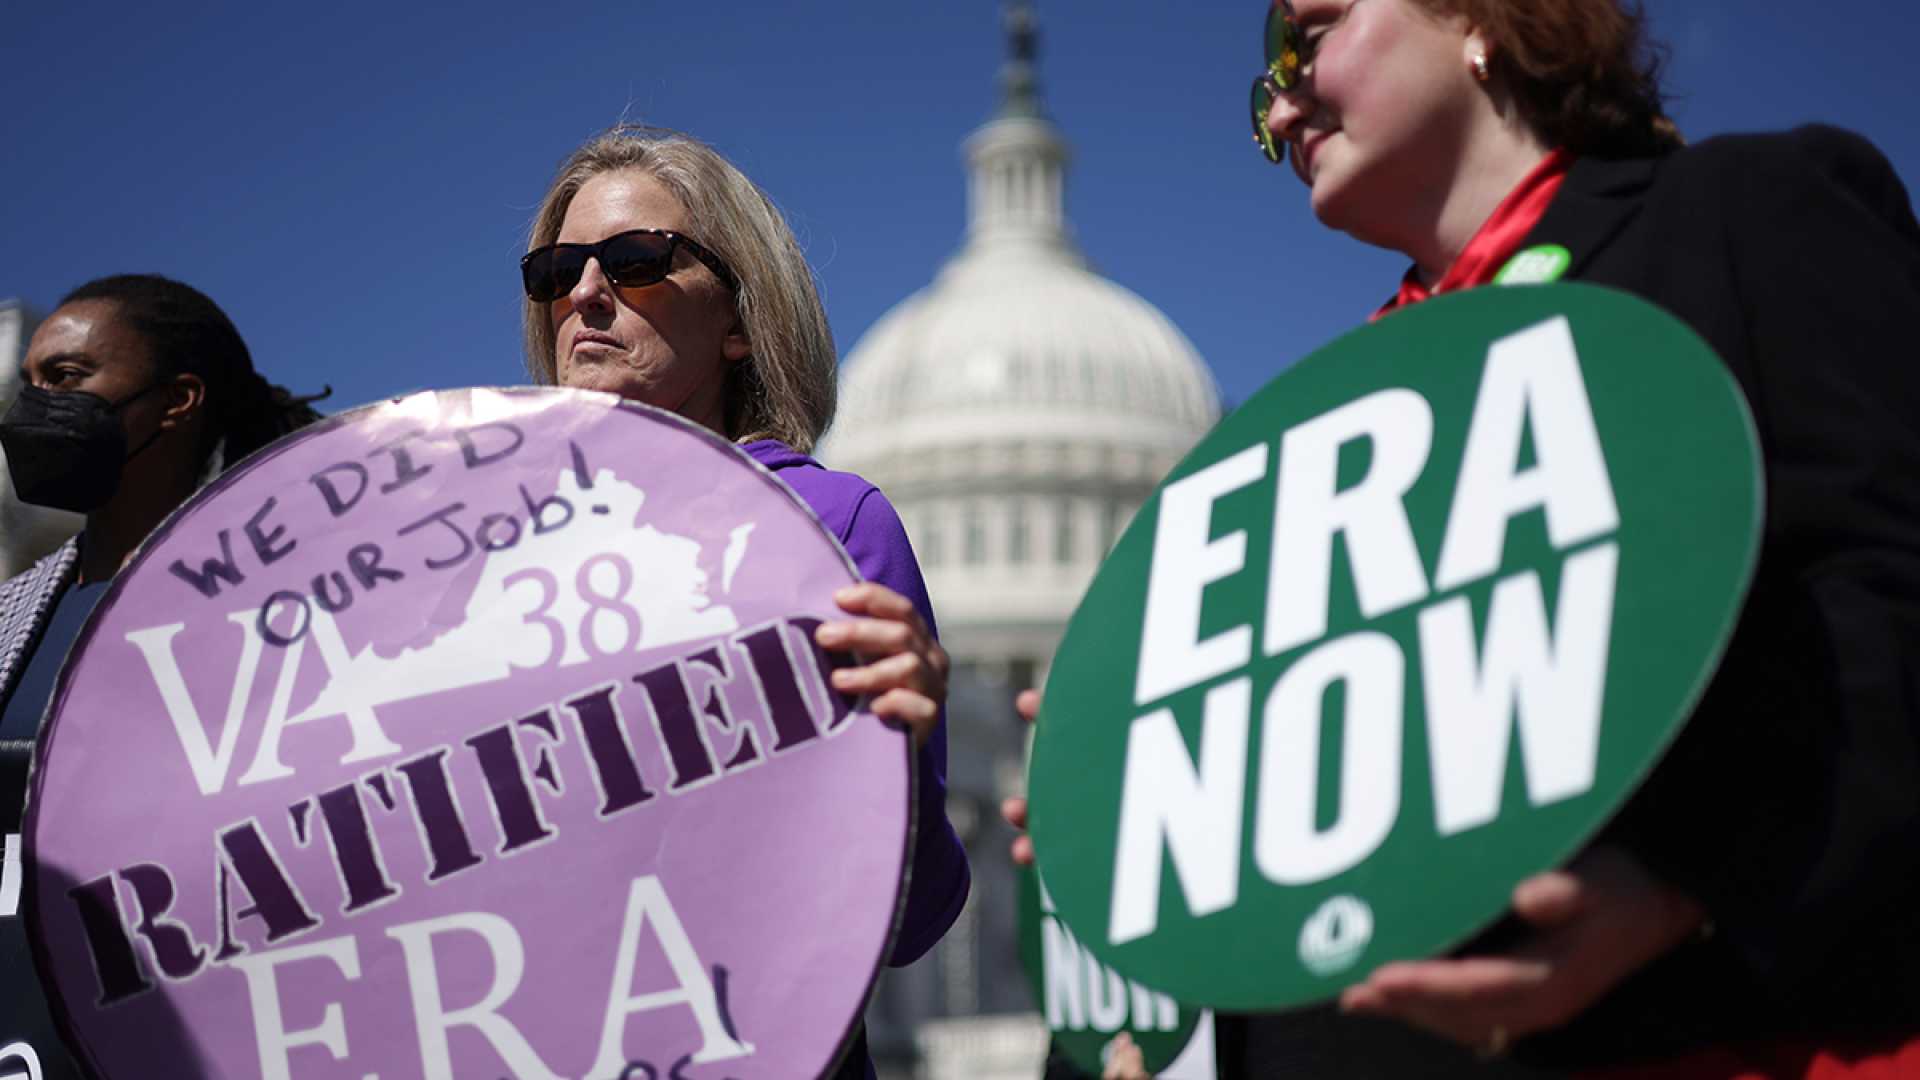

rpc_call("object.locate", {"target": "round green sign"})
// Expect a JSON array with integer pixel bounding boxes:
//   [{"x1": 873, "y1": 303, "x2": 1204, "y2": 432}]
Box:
[
  {"x1": 1017, "y1": 866, "x2": 1208, "y2": 1076},
  {"x1": 1027, "y1": 283, "x2": 1761, "y2": 1011}
]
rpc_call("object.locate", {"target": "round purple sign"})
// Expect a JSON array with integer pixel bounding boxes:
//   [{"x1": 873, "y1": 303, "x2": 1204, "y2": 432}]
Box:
[{"x1": 24, "y1": 388, "x2": 910, "y2": 1079}]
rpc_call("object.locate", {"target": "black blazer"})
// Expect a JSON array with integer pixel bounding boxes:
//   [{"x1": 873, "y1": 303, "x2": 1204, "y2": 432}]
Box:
[
  {"x1": 1511, "y1": 125, "x2": 1920, "y2": 1064},
  {"x1": 1227, "y1": 127, "x2": 1920, "y2": 1077}
]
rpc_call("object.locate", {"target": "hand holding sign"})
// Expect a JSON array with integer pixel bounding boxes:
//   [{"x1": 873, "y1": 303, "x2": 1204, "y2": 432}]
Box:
[
  {"x1": 1027, "y1": 284, "x2": 1761, "y2": 1013},
  {"x1": 1001, "y1": 688, "x2": 1041, "y2": 868},
  {"x1": 815, "y1": 582, "x2": 950, "y2": 749},
  {"x1": 1101, "y1": 1032, "x2": 1150, "y2": 1080},
  {"x1": 1339, "y1": 844, "x2": 1705, "y2": 1051},
  {"x1": 24, "y1": 388, "x2": 912, "y2": 1079}
]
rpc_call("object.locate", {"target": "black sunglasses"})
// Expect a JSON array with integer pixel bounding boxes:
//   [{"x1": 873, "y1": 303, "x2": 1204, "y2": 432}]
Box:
[{"x1": 520, "y1": 228, "x2": 740, "y2": 303}]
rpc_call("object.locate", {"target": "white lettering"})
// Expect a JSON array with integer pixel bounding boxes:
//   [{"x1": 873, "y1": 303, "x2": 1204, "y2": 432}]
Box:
[
  {"x1": 1434, "y1": 317, "x2": 1620, "y2": 591},
  {"x1": 1040, "y1": 891, "x2": 1179, "y2": 1035},
  {"x1": 1132, "y1": 982, "x2": 1178, "y2": 1032},
  {"x1": 591, "y1": 876, "x2": 753, "y2": 1075},
  {"x1": 1420, "y1": 543, "x2": 1618, "y2": 835},
  {"x1": 130, "y1": 610, "x2": 399, "y2": 796},
  {"x1": 1254, "y1": 633, "x2": 1404, "y2": 885},
  {"x1": 1041, "y1": 917, "x2": 1087, "y2": 1030},
  {"x1": 1109, "y1": 678, "x2": 1250, "y2": 945},
  {"x1": 1135, "y1": 445, "x2": 1269, "y2": 705},
  {"x1": 128, "y1": 618, "x2": 266, "y2": 797},
  {"x1": 1266, "y1": 389, "x2": 1434, "y2": 657},
  {"x1": 1086, "y1": 951, "x2": 1130, "y2": 1032},
  {"x1": 230, "y1": 935, "x2": 363, "y2": 1080},
  {"x1": 239, "y1": 610, "x2": 401, "y2": 787},
  {"x1": 384, "y1": 912, "x2": 565, "y2": 1080}
]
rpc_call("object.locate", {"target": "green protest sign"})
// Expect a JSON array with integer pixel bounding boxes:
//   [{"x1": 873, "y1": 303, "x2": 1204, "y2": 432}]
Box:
[
  {"x1": 1017, "y1": 866, "x2": 1209, "y2": 1076},
  {"x1": 1027, "y1": 284, "x2": 1761, "y2": 1011}
]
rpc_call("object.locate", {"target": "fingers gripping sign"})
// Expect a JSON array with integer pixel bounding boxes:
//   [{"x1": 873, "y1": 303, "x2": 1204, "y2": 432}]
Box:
[
  {"x1": 813, "y1": 582, "x2": 950, "y2": 750},
  {"x1": 1339, "y1": 845, "x2": 1706, "y2": 1050},
  {"x1": 1003, "y1": 689, "x2": 1041, "y2": 868}
]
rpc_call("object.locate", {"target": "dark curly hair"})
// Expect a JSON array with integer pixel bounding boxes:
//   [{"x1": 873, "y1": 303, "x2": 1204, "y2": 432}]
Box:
[
  {"x1": 58, "y1": 274, "x2": 327, "y2": 472},
  {"x1": 1417, "y1": 0, "x2": 1683, "y2": 157}
]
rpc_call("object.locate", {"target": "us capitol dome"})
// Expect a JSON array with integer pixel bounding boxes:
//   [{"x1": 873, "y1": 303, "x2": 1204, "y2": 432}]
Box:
[{"x1": 819, "y1": 4, "x2": 1221, "y2": 686}]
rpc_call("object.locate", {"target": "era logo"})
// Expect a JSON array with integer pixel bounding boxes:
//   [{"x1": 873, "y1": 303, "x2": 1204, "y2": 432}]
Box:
[{"x1": 0, "y1": 1040, "x2": 43, "y2": 1080}]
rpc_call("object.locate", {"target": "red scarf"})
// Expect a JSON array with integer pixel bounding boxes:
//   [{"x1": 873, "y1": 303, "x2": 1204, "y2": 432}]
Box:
[{"x1": 1372, "y1": 148, "x2": 1573, "y2": 320}]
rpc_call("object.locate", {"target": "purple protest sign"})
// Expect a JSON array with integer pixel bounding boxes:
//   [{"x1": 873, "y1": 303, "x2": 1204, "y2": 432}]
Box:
[{"x1": 23, "y1": 388, "x2": 910, "y2": 1079}]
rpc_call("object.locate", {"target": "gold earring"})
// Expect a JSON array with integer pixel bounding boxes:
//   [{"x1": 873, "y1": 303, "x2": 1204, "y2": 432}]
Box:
[{"x1": 1471, "y1": 51, "x2": 1491, "y2": 83}]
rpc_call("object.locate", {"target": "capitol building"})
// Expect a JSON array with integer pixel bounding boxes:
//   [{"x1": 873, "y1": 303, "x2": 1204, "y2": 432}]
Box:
[
  {"x1": 821, "y1": 7, "x2": 1219, "y2": 693},
  {"x1": 819, "y1": 6, "x2": 1221, "y2": 1076}
]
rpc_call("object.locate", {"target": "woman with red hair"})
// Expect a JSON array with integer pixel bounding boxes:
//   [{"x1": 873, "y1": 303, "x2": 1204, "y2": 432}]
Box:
[
  {"x1": 1250, "y1": 0, "x2": 1920, "y2": 1071},
  {"x1": 1012, "y1": 2, "x2": 1920, "y2": 1074}
]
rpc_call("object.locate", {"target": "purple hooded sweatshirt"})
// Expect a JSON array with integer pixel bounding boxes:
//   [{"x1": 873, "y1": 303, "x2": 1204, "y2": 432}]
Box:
[{"x1": 744, "y1": 441, "x2": 970, "y2": 1073}]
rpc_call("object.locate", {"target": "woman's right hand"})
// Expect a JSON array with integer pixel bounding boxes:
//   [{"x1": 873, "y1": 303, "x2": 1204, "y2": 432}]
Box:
[
  {"x1": 1000, "y1": 688, "x2": 1041, "y2": 867},
  {"x1": 813, "y1": 583, "x2": 949, "y2": 750}
]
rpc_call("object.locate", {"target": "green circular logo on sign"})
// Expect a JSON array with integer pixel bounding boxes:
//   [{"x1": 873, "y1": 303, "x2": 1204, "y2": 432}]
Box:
[
  {"x1": 1027, "y1": 284, "x2": 1761, "y2": 1011},
  {"x1": 1017, "y1": 867, "x2": 1206, "y2": 1075}
]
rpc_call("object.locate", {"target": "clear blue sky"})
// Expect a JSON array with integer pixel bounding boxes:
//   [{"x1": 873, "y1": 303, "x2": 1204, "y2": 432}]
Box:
[{"x1": 4, "y1": 1, "x2": 1915, "y2": 415}]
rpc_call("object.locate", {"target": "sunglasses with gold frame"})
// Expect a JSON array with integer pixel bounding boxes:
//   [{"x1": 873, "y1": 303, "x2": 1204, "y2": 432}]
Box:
[{"x1": 1250, "y1": 0, "x2": 1310, "y2": 164}]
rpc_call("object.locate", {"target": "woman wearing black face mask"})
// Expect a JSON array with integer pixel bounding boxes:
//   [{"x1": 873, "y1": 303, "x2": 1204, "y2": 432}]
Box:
[{"x1": 0, "y1": 273, "x2": 322, "y2": 1078}]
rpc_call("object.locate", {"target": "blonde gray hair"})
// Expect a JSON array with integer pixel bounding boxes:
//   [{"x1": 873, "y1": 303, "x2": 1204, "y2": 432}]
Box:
[{"x1": 523, "y1": 125, "x2": 838, "y2": 452}]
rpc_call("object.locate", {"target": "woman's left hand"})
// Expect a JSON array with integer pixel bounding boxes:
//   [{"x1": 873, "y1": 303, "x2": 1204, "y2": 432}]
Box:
[
  {"x1": 813, "y1": 583, "x2": 949, "y2": 750},
  {"x1": 1338, "y1": 845, "x2": 1706, "y2": 1054}
]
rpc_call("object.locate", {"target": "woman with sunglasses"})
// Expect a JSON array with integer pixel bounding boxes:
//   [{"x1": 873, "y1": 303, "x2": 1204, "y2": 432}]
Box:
[
  {"x1": 520, "y1": 125, "x2": 969, "y2": 1079},
  {"x1": 1237, "y1": 0, "x2": 1920, "y2": 1073},
  {"x1": 0, "y1": 273, "x2": 323, "y2": 1078}
]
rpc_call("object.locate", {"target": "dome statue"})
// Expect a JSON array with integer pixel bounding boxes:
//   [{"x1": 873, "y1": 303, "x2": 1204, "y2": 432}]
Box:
[{"x1": 821, "y1": 2, "x2": 1221, "y2": 681}]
